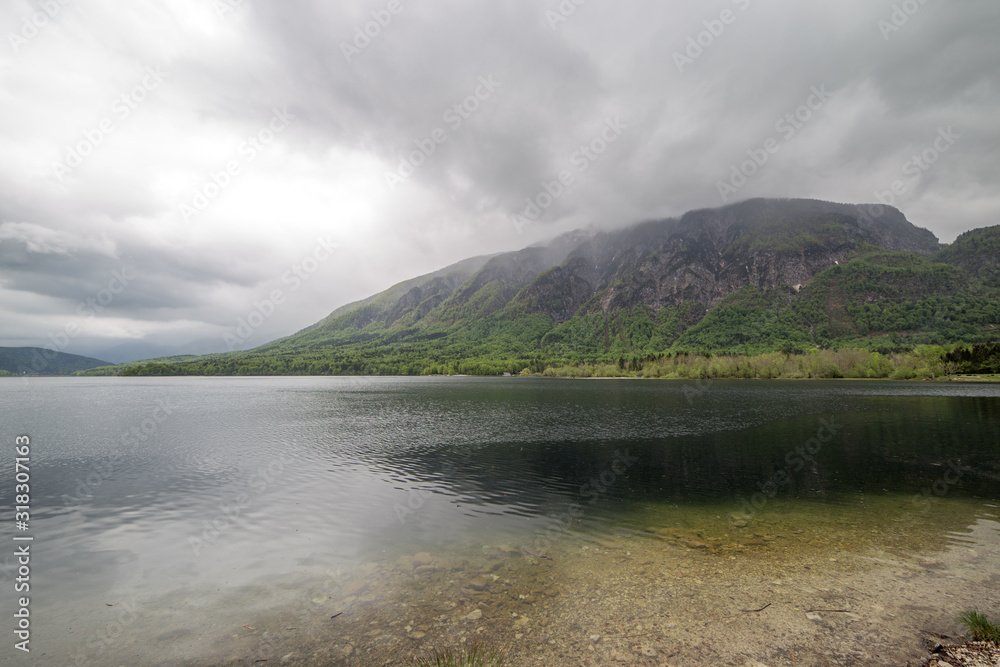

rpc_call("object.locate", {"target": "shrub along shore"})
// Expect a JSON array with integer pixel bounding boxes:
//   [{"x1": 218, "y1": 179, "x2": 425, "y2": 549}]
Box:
[
  {"x1": 77, "y1": 342, "x2": 1000, "y2": 379},
  {"x1": 533, "y1": 343, "x2": 1000, "y2": 380}
]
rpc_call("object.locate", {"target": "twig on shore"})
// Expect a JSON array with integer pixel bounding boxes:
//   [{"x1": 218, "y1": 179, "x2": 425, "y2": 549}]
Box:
[
  {"x1": 805, "y1": 608, "x2": 851, "y2": 613},
  {"x1": 740, "y1": 603, "x2": 771, "y2": 613}
]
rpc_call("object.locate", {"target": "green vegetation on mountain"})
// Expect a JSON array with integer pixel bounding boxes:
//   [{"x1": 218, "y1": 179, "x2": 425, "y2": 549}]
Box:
[
  {"x1": 79, "y1": 199, "x2": 1000, "y2": 379},
  {"x1": 1, "y1": 347, "x2": 111, "y2": 376}
]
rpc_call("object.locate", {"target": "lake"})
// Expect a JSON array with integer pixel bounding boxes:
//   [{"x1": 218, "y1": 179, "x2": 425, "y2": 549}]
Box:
[{"x1": 1, "y1": 377, "x2": 998, "y2": 666}]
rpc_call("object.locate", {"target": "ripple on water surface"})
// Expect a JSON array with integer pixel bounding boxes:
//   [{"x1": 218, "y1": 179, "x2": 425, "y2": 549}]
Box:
[{"x1": 0, "y1": 377, "x2": 998, "y2": 665}]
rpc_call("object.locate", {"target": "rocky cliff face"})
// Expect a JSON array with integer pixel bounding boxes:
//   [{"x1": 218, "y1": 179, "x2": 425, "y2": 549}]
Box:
[
  {"x1": 511, "y1": 199, "x2": 940, "y2": 322},
  {"x1": 314, "y1": 198, "x2": 941, "y2": 333}
]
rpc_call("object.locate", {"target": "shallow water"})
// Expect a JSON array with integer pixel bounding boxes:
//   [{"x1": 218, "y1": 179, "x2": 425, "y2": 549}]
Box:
[{"x1": 1, "y1": 377, "x2": 998, "y2": 665}]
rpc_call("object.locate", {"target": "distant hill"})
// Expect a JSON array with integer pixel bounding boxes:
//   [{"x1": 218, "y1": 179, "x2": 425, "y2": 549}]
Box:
[
  {"x1": 82, "y1": 198, "x2": 1000, "y2": 377},
  {"x1": 933, "y1": 224, "x2": 1000, "y2": 287},
  {"x1": 0, "y1": 347, "x2": 111, "y2": 376},
  {"x1": 90, "y1": 338, "x2": 233, "y2": 364}
]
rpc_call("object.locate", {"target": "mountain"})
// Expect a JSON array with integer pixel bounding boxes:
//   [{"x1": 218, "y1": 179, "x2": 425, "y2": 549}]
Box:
[
  {"x1": 512, "y1": 198, "x2": 939, "y2": 318},
  {"x1": 89, "y1": 338, "x2": 233, "y2": 364},
  {"x1": 933, "y1": 224, "x2": 1000, "y2": 286},
  {"x1": 85, "y1": 198, "x2": 1000, "y2": 377},
  {"x1": 0, "y1": 347, "x2": 111, "y2": 376}
]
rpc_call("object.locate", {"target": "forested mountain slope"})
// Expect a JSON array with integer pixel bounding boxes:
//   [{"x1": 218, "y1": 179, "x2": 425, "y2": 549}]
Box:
[{"x1": 84, "y1": 199, "x2": 1000, "y2": 376}]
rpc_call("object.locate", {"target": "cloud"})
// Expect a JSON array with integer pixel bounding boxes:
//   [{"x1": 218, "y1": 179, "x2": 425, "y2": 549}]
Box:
[
  {"x1": 0, "y1": 0, "x2": 997, "y2": 359},
  {"x1": 0, "y1": 221, "x2": 117, "y2": 256}
]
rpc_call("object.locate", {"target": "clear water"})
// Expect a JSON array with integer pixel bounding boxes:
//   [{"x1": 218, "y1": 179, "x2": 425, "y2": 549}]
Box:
[{"x1": 1, "y1": 377, "x2": 998, "y2": 665}]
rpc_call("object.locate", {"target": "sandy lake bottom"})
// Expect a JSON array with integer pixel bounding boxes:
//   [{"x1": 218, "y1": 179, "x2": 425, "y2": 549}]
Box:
[{"x1": 96, "y1": 496, "x2": 1000, "y2": 667}]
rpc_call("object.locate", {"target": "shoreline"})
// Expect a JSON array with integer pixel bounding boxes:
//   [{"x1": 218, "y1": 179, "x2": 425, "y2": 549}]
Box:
[
  {"x1": 11, "y1": 373, "x2": 1000, "y2": 382},
  {"x1": 210, "y1": 505, "x2": 1000, "y2": 666},
  {"x1": 507, "y1": 373, "x2": 1000, "y2": 383}
]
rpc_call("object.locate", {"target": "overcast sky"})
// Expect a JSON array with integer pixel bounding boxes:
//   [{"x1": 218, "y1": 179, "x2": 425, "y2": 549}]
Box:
[{"x1": 1, "y1": 0, "x2": 998, "y2": 362}]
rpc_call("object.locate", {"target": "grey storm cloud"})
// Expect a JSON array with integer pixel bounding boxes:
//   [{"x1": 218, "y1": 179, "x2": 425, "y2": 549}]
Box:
[{"x1": 0, "y1": 0, "x2": 998, "y2": 361}]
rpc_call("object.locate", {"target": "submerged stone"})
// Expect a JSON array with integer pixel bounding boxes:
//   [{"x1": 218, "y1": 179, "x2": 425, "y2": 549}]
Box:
[{"x1": 466, "y1": 576, "x2": 490, "y2": 591}]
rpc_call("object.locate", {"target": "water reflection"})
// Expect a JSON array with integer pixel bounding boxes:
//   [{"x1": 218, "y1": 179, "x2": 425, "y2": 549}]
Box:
[{"x1": 0, "y1": 377, "x2": 997, "y2": 665}]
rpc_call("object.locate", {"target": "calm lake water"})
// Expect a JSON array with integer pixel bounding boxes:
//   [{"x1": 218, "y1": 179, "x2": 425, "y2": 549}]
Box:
[{"x1": 1, "y1": 377, "x2": 999, "y2": 666}]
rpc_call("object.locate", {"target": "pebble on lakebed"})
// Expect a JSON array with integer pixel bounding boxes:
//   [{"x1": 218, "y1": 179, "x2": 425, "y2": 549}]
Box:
[{"x1": 229, "y1": 501, "x2": 999, "y2": 666}]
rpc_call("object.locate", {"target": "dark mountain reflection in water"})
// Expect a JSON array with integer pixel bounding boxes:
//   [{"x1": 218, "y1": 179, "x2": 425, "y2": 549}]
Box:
[{"x1": 0, "y1": 376, "x2": 997, "y2": 664}]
